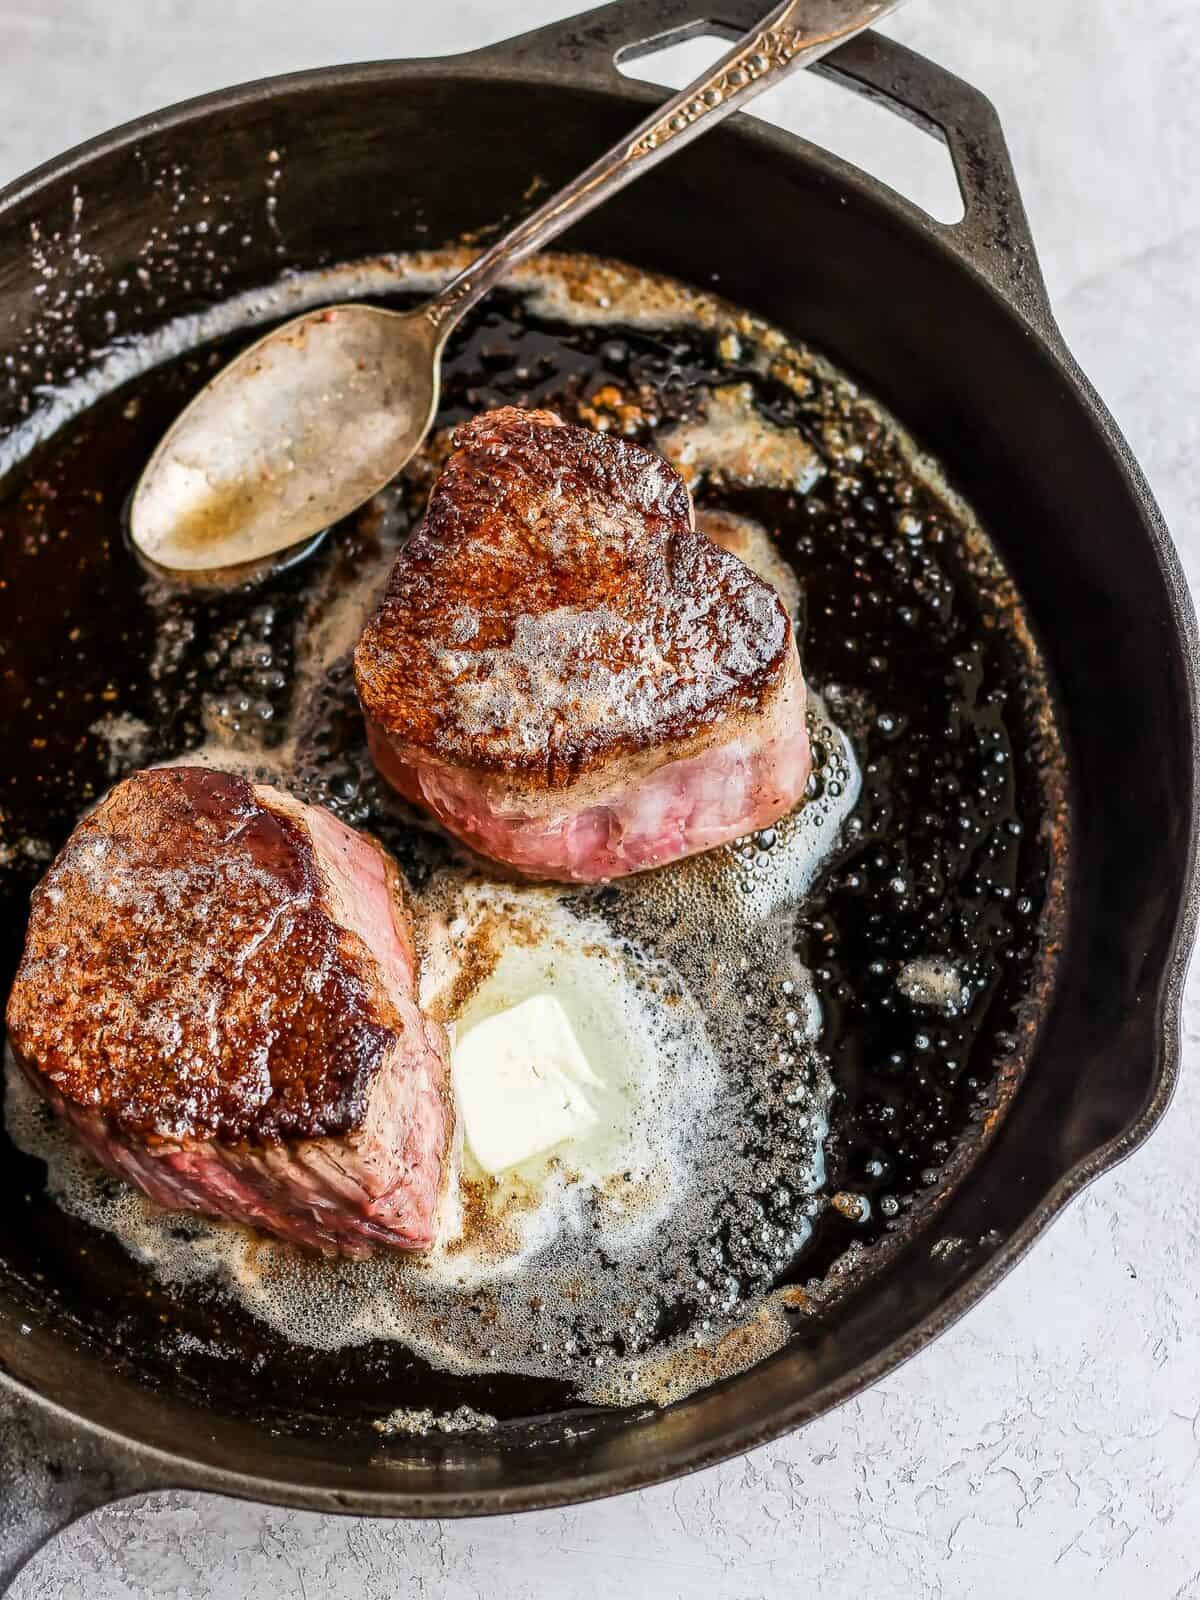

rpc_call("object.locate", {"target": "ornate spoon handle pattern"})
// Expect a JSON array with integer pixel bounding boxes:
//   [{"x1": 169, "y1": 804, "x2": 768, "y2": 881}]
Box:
[{"x1": 426, "y1": 0, "x2": 903, "y2": 331}]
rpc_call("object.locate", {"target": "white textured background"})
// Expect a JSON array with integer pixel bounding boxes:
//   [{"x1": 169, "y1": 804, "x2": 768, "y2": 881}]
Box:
[{"x1": 3, "y1": 1, "x2": 1199, "y2": 1595}]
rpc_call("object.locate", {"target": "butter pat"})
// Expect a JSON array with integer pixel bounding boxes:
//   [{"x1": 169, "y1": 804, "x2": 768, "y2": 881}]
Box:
[{"x1": 452, "y1": 993, "x2": 602, "y2": 1176}]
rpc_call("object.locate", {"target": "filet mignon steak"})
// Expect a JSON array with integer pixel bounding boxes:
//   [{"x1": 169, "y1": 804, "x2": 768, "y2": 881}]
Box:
[
  {"x1": 5, "y1": 766, "x2": 452, "y2": 1256},
  {"x1": 354, "y1": 407, "x2": 811, "y2": 881}
]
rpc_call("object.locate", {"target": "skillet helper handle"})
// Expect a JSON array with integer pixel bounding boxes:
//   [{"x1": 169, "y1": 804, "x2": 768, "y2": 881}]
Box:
[
  {"x1": 469, "y1": 0, "x2": 1056, "y2": 334},
  {"x1": 0, "y1": 1379, "x2": 161, "y2": 1595},
  {"x1": 428, "y1": 0, "x2": 904, "y2": 332},
  {"x1": 813, "y1": 29, "x2": 1055, "y2": 330}
]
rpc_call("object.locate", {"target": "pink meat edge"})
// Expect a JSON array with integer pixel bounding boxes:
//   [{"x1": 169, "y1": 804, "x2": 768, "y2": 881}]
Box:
[
  {"x1": 18, "y1": 1041, "x2": 448, "y2": 1258},
  {"x1": 365, "y1": 651, "x2": 812, "y2": 882}
]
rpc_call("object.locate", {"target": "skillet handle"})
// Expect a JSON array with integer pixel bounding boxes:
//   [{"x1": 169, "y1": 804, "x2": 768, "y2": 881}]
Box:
[
  {"x1": 467, "y1": 0, "x2": 1057, "y2": 334},
  {"x1": 812, "y1": 30, "x2": 1056, "y2": 332},
  {"x1": 0, "y1": 1378, "x2": 163, "y2": 1594}
]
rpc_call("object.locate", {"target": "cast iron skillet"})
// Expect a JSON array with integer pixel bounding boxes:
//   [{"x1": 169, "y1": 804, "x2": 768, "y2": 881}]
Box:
[{"x1": 0, "y1": 0, "x2": 1196, "y2": 1583}]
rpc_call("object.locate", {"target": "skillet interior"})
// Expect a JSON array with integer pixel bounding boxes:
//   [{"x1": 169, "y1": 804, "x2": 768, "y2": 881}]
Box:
[{"x1": 0, "y1": 48, "x2": 1194, "y2": 1510}]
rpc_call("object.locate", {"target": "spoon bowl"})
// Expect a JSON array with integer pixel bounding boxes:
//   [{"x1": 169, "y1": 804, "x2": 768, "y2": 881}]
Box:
[{"x1": 129, "y1": 304, "x2": 442, "y2": 572}]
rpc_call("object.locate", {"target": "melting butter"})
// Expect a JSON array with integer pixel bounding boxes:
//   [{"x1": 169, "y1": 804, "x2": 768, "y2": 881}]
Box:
[{"x1": 452, "y1": 993, "x2": 602, "y2": 1176}]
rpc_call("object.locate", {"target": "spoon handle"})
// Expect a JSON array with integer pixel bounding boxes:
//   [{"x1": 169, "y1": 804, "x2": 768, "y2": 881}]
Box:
[{"x1": 424, "y1": 0, "x2": 904, "y2": 334}]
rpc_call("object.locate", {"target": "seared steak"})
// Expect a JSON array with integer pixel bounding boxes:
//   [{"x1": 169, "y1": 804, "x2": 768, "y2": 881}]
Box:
[
  {"x1": 355, "y1": 407, "x2": 811, "y2": 881},
  {"x1": 5, "y1": 767, "x2": 452, "y2": 1256}
]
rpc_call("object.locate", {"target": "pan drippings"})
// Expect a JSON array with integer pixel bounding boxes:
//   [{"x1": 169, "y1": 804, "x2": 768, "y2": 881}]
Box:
[{"x1": 0, "y1": 253, "x2": 1063, "y2": 1423}]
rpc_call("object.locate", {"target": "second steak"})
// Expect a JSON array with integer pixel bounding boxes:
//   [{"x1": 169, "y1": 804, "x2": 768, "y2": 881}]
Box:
[{"x1": 5, "y1": 767, "x2": 453, "y2": 1257}]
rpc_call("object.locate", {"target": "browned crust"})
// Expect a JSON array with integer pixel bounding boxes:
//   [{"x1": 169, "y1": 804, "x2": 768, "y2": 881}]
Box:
[
  {"x1": 354, "y1": 407, "x2": 792, "y2": 789},
  {"x1": 5, "y1": 768, "x2": 404, "y2": 1145}
]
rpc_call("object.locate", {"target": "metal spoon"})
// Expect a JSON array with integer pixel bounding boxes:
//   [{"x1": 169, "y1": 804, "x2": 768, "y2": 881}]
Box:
[{"x1": 130, "y1": 0, "x2": 903, "y2": 578}]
